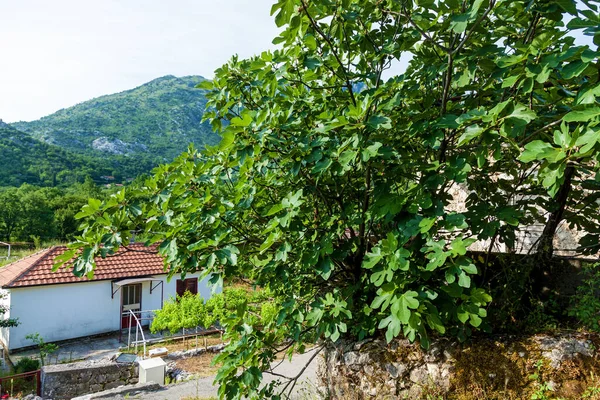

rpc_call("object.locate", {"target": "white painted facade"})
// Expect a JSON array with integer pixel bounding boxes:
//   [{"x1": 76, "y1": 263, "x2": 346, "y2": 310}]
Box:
[
  {"x1": 0, "y1": 289, "x2": 11, "y2": 348},
  {"x1": 0, "y1": 272, "x2": 215, "y2": 351}
]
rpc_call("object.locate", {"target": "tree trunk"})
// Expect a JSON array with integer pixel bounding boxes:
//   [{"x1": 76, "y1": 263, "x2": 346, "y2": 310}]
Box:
[
  {"x1": 529, "y1": 165, "x2": 575, "y2": 302},
  {"x1": 536, "y1": 165, "x2": 575, "y2": 260}
]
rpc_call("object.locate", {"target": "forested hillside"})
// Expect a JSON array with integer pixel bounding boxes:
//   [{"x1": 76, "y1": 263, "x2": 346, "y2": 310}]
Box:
[
  {"x1": 12, "y1": 75, "x2": 218, "y2": 163},
  {"x1": 0, "y1": 75, "x2": 218, "y2": 243},
  {"x1": 0, "y1": 123, "x2": 158, "y2": 187},
  {"x1": 0, "y1": 179, "x2": 107, "y2": 243},
  {"x1": 0, "y1": 123, "x2": 99, "y2": 187},
  {"x1": 1, "y1": 75, "x2": 219, "y2": 188}
]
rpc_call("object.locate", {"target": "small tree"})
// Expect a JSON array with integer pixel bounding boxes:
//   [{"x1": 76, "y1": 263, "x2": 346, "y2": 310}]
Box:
[
  {"x1": 26, "y1": 333, "x2": 58, "y2": 366},
  {"x1": 0, "y1": 188, "x2": 22, "y2": 242}
]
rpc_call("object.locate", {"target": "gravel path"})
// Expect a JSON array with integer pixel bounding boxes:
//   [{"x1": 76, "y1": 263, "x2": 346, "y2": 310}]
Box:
[{"x1": 110, "y1": 347, "x2": 321, "y2": 400}]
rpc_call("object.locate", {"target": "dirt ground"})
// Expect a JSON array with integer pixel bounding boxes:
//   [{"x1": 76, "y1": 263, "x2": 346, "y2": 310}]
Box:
[
  {"x1": 143, "y1": 334, "x2": 224, "y2": 377},
  {"x1": 175, "y1": 352, "x2": 221, "y2": 377}
]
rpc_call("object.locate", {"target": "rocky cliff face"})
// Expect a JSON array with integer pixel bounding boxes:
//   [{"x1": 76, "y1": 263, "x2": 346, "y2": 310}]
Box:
[{"x1": 91, "y1": 137, "x2": 147, "y2": 155}]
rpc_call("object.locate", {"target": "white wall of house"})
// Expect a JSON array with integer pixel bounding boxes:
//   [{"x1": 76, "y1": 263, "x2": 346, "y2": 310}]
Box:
[
  {"x1": 3, "y1": 272, "x2": 216, "y2": 351},
  {"x1": 7, "y1": 280, "x2": 120, "y2": 350},
  {"x1": 0, "y1": 288, "x2": 11, "y2": 349}
]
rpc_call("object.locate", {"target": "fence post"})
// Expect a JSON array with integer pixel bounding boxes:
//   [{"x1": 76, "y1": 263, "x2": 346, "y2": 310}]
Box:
[{"x1": 36, "y1": 369, "x2": 41, "y2": 396}]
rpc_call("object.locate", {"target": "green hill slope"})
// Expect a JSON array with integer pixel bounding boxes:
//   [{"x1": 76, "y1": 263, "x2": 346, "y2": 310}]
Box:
[
  {"x1": 0, "y1": 122, "x2": 99, "y2": 187},
  {"x1": 12, "y1": 75, "x2": 218, "y2": 163},
  {"x1": 0, "y1": 121, "x2": 164, "y2": 187}
]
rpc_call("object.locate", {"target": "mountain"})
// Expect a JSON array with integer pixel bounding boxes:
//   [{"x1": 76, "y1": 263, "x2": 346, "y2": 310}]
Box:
[
  {"x1": 12, "y1": 75, "x2": 219, "y2": 164},
  {"x1": 0, "y1": 123, "x2": 100, "y2": 187}
]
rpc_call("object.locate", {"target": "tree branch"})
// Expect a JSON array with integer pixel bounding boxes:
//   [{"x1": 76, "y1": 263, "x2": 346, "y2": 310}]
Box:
[{"x1": 300, "y1": 0, "x2": 357, "y2": 106}]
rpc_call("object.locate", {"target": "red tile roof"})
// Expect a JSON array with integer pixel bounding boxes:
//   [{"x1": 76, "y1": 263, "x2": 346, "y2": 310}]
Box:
[{"x1": 0, "y1": 243, "x2": 167, "y2": 289}]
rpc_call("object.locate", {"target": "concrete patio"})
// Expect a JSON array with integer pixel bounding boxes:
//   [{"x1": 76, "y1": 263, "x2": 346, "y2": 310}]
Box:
[
  {"x1": 7, "y1": 326, "x2": 219, "y2": 366},
  {"x1": 9, "y1": 332, "x2": 126, "y2": 366}
]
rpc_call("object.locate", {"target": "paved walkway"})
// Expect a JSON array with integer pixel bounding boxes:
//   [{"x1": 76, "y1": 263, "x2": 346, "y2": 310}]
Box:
[
  {"x1": 9, "y1": 335, "x2": 124, "y2": 365},
  {"x1": 111, "y1": 347, "x2": 321, "y2": 400},
  {"x1": 9, "y1": 327, "x2": 191, "y2": 365}
]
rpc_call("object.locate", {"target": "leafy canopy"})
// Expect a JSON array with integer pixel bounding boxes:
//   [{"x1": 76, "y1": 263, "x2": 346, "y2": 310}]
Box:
[{"x1": 67, "y1": 0, "x2": 599, "y2": 398}]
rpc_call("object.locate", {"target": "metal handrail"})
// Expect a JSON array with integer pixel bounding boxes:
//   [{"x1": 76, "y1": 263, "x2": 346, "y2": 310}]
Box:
[
  {"x1": 120, "y1": 309, "x2": 156, "y2": 347},
  {"x1": 127, "y1": 309, "x2": 147, "y2": 358}
]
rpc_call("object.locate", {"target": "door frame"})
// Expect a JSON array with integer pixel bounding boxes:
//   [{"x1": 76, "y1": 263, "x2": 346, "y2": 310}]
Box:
[{"x1": 121, "y1": 283, "x2": 142, "y2": 329}]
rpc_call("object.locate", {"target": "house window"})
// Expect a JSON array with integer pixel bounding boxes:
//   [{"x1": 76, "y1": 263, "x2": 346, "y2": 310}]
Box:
[{"x1": 176, "y1": 278, "x2": 198, "y2": 297}]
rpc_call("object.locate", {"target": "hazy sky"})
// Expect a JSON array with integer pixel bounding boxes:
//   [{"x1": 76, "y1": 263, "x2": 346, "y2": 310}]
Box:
[
  {"x1": 0, "y1": 0, "x2": 281, "y2": 122},
  {"x1": 0, "y1": 1, "x2": 594, "y2": 123}
]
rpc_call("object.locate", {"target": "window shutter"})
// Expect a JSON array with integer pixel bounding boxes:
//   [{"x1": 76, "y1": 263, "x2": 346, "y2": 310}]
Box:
[
  {"x1": 176, "y1": 279, "x2": 185, "y2": 297},
  {"x1": 186, "y1": 278, "x2": 198, "y2": 295}
]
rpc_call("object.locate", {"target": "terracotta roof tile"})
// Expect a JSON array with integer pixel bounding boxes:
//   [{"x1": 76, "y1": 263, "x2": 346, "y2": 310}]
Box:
[{"x1": 0, "y1": 243, "x2": 167, "y2": 289}]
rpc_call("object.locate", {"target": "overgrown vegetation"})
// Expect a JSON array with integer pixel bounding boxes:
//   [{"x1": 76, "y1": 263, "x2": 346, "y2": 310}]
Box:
[
  {"x1": 66, "y1": 0, "x2": 600, "y2": 398},
  {"x1": 0, "y1": 357, "x2": 40, "y2": 399},
  {"x1": 151, "y1": 286, "x2": 278, "y2": 334},
  {"x1": 12, "y1": 357, "x2": 40, "y2": 374},
  {"x1": 568, "y1": 263, "x2": 600, "y2": 333}
]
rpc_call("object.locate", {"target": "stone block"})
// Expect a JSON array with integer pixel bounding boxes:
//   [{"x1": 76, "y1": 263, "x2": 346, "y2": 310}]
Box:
[
  {"x1": 409, "y1": 365, "x2": 428, "y2": 383},
  {"x1": 74, "y1": 382, "x2": 90, "y2": 395},
  {"x1": 79, "y1": 369, "x2": 93, "y2": 382},
  {"x1": 105, "y1": 372, "x2": 121, "y2": 382},
  {"x1": 89, "y1": 383, "x2": 104, "y2": 393},
  {"x1": 104, "y1": 381, "x2": 123, "y2": 390}
]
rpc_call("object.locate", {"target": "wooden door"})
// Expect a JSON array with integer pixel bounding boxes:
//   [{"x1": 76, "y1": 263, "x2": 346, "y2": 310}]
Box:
[{"x1": 121, "y1": 283, "x2": 142, "y2": 329}]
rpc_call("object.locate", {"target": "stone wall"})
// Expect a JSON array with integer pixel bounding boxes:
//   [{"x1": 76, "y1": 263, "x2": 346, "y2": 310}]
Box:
[
  {"x1": 41, "y1": 359, "x2": 138, "y2": 400},
  {"x1": 316, "y1": 333, "x2": 600, "y2": 399},
  {"x1": 446, "y1": 183, "x2": 597, "y2": 259}
]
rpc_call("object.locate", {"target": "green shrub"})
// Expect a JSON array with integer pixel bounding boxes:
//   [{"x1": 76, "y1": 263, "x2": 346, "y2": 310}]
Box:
[
  {"x1": 151, "y1": 287, "x2": 279, "y2": 334},
  {"x1": 25, "y1": 333, "x2": 58, "y2": 366},
  {"x1": 13, "y1": 357, "x2": 40, "y2": 374},
  {"x1": 568, "y1": 264, "x2": 600, "y2": 332}
]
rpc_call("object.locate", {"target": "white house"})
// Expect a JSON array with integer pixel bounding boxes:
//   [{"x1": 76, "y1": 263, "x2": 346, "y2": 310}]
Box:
[{"x1": 0, "y1": 243, "x2": 215, "y2": 351}]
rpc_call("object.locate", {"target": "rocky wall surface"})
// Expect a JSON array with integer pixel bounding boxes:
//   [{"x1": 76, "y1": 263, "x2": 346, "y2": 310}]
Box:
[
  {"x1": 41, "y1": 359, "x2": 138, "y2": 400},
  {"x1": 316, "y1": 333, "x2": 600, "y2": 399}
]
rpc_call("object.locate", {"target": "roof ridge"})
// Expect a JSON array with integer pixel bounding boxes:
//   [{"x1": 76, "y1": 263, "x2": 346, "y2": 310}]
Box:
[{"x1": 3, "y1": 247, "x2": 57, "y2": 288}]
